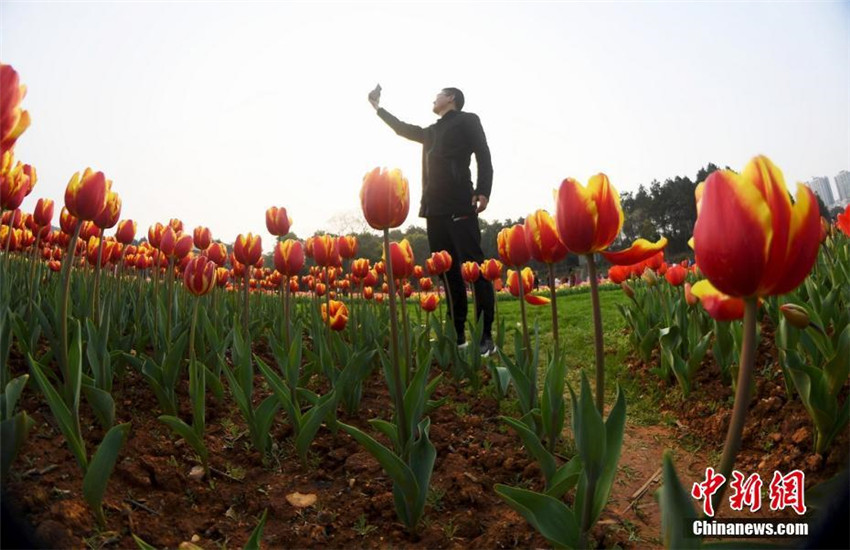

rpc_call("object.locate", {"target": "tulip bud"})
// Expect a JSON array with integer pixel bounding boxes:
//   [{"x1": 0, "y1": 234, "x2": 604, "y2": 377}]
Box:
[
  {"x1": 193, "y1": 226, "x2": 212, "y2": 250},
  {"x1": 621, "y1": 282, "x2": 635, "y2": 299},
  {"x1": 641, "y1": 267, "x2": 658, "y2": 287},
  {"x1": 779, "y1": 304, "x2": 810, "y2": 330}
]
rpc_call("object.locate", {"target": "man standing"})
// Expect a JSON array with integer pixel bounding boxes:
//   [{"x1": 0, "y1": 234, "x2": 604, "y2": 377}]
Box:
[{"x1": 368, "y1": 85, "x2": 496, "y2": 356}]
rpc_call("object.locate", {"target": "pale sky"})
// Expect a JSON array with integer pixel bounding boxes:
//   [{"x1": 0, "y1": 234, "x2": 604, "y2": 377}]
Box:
[{"x1": 2, "y1": 1, "x2": 849, "y2": 247}]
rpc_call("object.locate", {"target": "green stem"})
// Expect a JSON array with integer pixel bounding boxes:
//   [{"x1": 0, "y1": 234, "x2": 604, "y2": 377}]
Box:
[
  {"x1": 60, "y1": 220, "x2": 83, "y2": 402},
  {"x1": 383, "y1": 229, "x2": 409, "y2": 457},
  {"x1": 586, "y1": 254, "x2": 605, "y2": 414},
  {"x1": 92, "y1": 231, "x2": 105, "y2": 325},
  {"x1": 548, "y1": 263, "x2": 560, "y2": 361},
  {"x1": 441, "y1": 272, "x2": 457, "y2": 342},
  {"x1": 710, "y1": 297, "x2": 758, "y2": 514},
  {"x1": 242, "y1": 268, "x2": 250, "y2": 340},
  {"x1": 399, "y1": 282, "x2": 412, "y2": 384},
  {"x1": 517, "y1": 268, "x2": 530, "y2": 359}
]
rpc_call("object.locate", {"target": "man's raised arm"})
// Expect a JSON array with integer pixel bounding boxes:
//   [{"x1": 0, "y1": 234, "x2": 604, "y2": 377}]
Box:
[{"x1": 368, "y1": 85, "x2": 425, "y2": 143}]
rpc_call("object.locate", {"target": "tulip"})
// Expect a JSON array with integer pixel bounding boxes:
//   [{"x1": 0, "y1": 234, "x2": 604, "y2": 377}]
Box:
[
  {"x1": 114, "y1": 220, "x2": 136, "y2": 245},
  {"x1": 641, "y1": 266, "x2": 658, "y2": 287},
  {"x1": 48, "y1": 260, "x2": 61, "y2": 272},
  {"x1": 0, "y1": 155, "x2": 35, "y2": 211},
  {"x1": 837, "y1": 204, "x2": 850, "y2": 237},
  {"x1": 234, "y1": 233, "x2": 262, "y2": 266},
  {"x1": 148, "y1": 222, "x2": 165, "y2": 248},
  {"x1": 94, "y1": 189, "x2": 121, "y2": 229},
  {"x1": 621, "y1": 282, "x2": 635, "y2": 300},
  {"x1": 480, "y1": 259, "x2": 502, "y2": 281},
  {"x1": 664, "y1": 264, "x2": 687, "y2": 286},
  {"x1": 64, "y1": 168, "x2": 109, "y2": 221},
  {"x1": 350, "y1": 258, "x2": 370, "y2": 279},
  {"x1": 426, "y1": 250, "x2": 452, "y2": 275},
  {"x1": 779, "y1": 303, "x2": 811, "y2": 330},
  {"x1": 360, "y1": 167, "x2": 410, "y2": 230},
  {"x1": 168, "y1": 218, "x2": 184, "y2": 234},
  {"x1": 215, "y1": 267, "x2": 229, "y2": 287},
  {"x1": 315, "y1": 282, "x2": 327, "y2": 297},
  {"x1": 363, "y1": 286, "x2": 374, "y2": 300},
  {"x1": 684, "y1": 282, "x2": 699, "y2": 307},
  {"x1": 184, "y1": 256, "x2": 216, "y2": 297},
  {"x1": 265, "y1": 206, "x2": 292, "y2": 236},
  {"x1": 362, "y1": 269, "x2": 378, "y2": 288},
  {"x1": 193, "y1": 226, "x2": 212, "y2": 250},
  {"x1": 1, "y1": 208, "x2": 21, "y2": 229},
  {"x1": 420, "y1": 293, "x2": 439, "y2": 312},
  {"x1": 689, "y1": 280, "x2": 745, "y2": 321},
  {"x1": 525, "y1": 209, "x2": 568, "y2": 264},
  {"x1": 273, "y1": 239, "x2": 305, "y2": 276},
  {"x1": 32, "y1": 199, "x2": 54, "y2": 227},
  {"x1": 337, "y1": 235, "x2": 358, "y2": 259},
  {"x1": 461, "y1": 261, "x2": 480, "y2": 283},
  {"x1": 506, "y1": 268, "x2": 550, "y2": 305},
  {"x1": 312, "y1": 234, "x2": 341, "y2": 267},
  {"x1": 205, "y1": 242, "x2": 227, "y2": 265},
  {"x1": 497, "y1": 225, "x2": 531, "y2": 267},
  {"x1": 419, "y1": 277, "x2": 433, "y2": 291},
  {"x1": 321, "y1": 300, "x2": 349, "y2": 330},
  {"x1": 607, "y1": 265, "x2": 630, "y2": 284},
  {"x1": 413, "y1": 265, "x2": 424, "y2": 279},
  {"x1": 0, "y1": 64, "x2": 31, "y2": 153},
  {"x1": 387, "y1": 239, "x2": 415, "y2": 280}
]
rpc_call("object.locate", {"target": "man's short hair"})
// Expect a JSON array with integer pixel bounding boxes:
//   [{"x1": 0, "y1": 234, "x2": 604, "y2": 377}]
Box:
[{"x1": 442, "y1": 87, "x2": 465, "y2": 110}]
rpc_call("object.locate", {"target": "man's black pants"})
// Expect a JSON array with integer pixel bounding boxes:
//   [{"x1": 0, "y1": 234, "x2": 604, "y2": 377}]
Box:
[{"x1": 426, "y1": 215, "x2": 495, "y2": 344}]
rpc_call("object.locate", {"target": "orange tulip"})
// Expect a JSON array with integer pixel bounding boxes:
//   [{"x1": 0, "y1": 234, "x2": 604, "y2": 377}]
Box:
[
  {"x1": 386, "y1": 239, "x2": 415, "y2": 279},
  {"x1": 94, "y1": 189, "x2": 121, "y2": 229},
  {"x1": 32, "y1": 198, "x2": 54, "y2": 227},
  {"x1": 497, "y1": 225, "x2": 531, "y2": 267},
  {"x1": 193, "y1": 226, "x2": 212, "y2": 250},
  {"x1": 80, "y1": 221, "x2": 99, "y2": 241},
  {"x1": 413, "y1": 265, "x2": 424, "y2": 279},
  {"x1": 525, "y1": 209, "x2": 568, "y2": 264},
  {"x1": 265, "y1": 206, "x2": 292, "y2": 236},
  {"x1": 364, "y1": 286, "x2": 374, "y2": 300},
  {"x1": 337, "y1": 235, "x2": 358, "y2": 259},
  {"x1": 0, "y1": 154, "x2": 35, "y2": 210},
  {"x1": 315, "y1": 282, "x2": 327, "y2": 296},
  {"x1": 607, "y1": 265, "x2": 630, "y2": 284},
  {"x1": 506, "y1": 268, "x2": 550, "y2": 305},
  {"x1": 148, "y1": 222, "x2": 165, "y2": 248},
  {"x1": 215, "y1": 267, "x2": 229, "y2": 287},
  {"x1": 555, "y1": 174, "x2": 667, "y2": 265},
  {"x1": 419, "y1": 277, "x2": 434, "y2": 291},
  {"x1": 321, "y1": 300, "x2": 349, "y2": 330},
  {"x1": 426, "y1": 250, "x2": 452, "y2": 275},
  {"x1": 684, "y1": 282, "x2": 698, "y2": 306},
  {"x1": 664, "y1": 264, "x2": 687, "y2": 286},
  {"x1": 374, "y1": 292, "x2": 384, "y2": 303},
  {"x1": 362, "y1": 269, "x2": 378, "y2": 288},
  {"x1": 0, "y1": 64, "x2": 31, "y2": 153},
  {"x1": 360, "y1": 167, "x2": 410, "y2": 230},
  {"x1": 64, "y1": 168, "x2": 109, "y2": 221},
  {"x1": 693, "y1": 155, "x2": 821, "y2": 298},
  {"x1": 480, "y1": 259, "x2": 502, "y2": 281},
  {"x1": 461, "y1": 261, "x2": 480, "y2": 283},
  {"x1": 690, "y1": 280, "x2": 746, "y2": 321},
  {"x1": 160, "y1": 227, "x2": 193, "y2": 259},
  {"x1": 312, "y1": 234, "x2": 341, "y2": 267},
  {"x1": 168, "y1": 218, "x2": 184, "y2": 234},
  {"x1": 420, "y1": 293, "x2": 439, "y2": 312},
  {"x1": 205, "y1": 242, "x2": 227, "y2": 265},
  {"x1": 350, "y1": 258, "x2": 370, "y2": 279},
  {"x1": 48, "y1": 260, "x2": 61, "y2": 272},
  {"x1": 837, "y1": 204, "x2": 850, "y2": 236},
  {"x1": 273, "y1": 239, "x2": 305, "y2": 276},
  {"x1": 234, "y1": 233, "x2": 262, "y2": 266},
  {"x1": 182, "y1": 256, "x2": 216, "y2": 296}
]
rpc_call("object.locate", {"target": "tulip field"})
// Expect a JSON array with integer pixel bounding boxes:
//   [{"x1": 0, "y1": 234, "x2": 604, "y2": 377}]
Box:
[{"x1": 3, "y1": 61, "x2": 850, "y2": 549}]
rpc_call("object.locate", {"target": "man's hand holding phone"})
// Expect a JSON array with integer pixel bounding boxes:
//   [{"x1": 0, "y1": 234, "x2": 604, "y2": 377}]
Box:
[{"x1": 368, "y1": 84, "x2": 381, "y2": 110}]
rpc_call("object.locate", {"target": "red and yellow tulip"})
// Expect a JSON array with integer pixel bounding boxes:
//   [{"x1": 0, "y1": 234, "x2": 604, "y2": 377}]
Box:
[
  {"x1": 497, "y1": 224, "x2": 531, "y2": 267},
  {"x1": 234, "y1": 233, "x2": 262, "y2": 266},
  {"x1": 33, "y1": 198, "x2": 54, "y2": 228},
  {"x1": 692, "y1": 155, "x2": 821, "y2": 298},
  {"x1": 386, "y1": 239, "x2": 415, "y2": 280},
  {"x1": 360, "y1": 167, "x2": 410, "y2": 230},
  {"x1": 525, "y1": 209, "x2": 568, "y2": 264},
  {"x1": 94, "y1": 189, "x2": 121, "y2": 229},
  {"x1": 64, "y1": 168, "x2": 109, "y2": 221},
  {"x1": 193, "y1": 226, "x2": 212, "y2": 250},
  {"x1": 426, "y1": 250, "x2": 452, "y2": 275},
  {"x1": 554, "y1": 174, "x2": 666, "y2": 265},
  {"x1": 337, "y1": 235, "x2": 358, "y2": 259},
  {"x1": 0, "y1": 154, "x2": 35, "y2": 211},
  {"x1": 420, "y1": 293, "x2": 439, "y2": 312},
  {"x1": 273, "y1": 239, "x2": 305, "y2": 276},
  {"x1": 664, "y1": 264, "x2": 687, "y2": 286},
  {"x1": 0, "y1": 63, "x2": 31, "y2": 153},
  {"x1": 312, "y1": 234, "x2": 341, "y2": 267},
  {"x1": 115, "y1": 219, "x2": 136, "y2": 245},
  {"x1": 461, "y1": 261, "x2": 480, "y2": 283},
  {"x1": 480, "y1": 259, "x2": 502, "y2": 281},
  {"x1": 321, "y1": 299, "x2": 349, "y2": 330},
  {"x1": 506, "y1": 268, "x2": 549, "y2": 305},
  {"x1": 183, "y1": 256, "x2": 216, "y2": 296},
  {"x1": 265, "y1": 206, "x2": 292, "y2": 236},
  {"x1": 836, "y1": 204, "x2": 850, "y2": 236}
]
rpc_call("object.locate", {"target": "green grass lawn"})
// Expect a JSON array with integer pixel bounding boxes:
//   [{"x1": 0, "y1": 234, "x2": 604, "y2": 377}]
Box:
[{"x1": 482, "y1": 288, "x2": 663, "y2": 425}]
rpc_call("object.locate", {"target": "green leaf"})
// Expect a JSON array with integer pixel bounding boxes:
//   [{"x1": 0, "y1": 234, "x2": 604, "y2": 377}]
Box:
[
  {"x1": 1, "y1": 412, "x2": 35, "y2": 480},
  {"x1": 257, "y1": 356, "x2": 300, "y2": 429},
  {"x1": 494, "y1": 484, "x2": 580, "y2": 549},
  {"x1": 82, "y1": 384, "x2": 115, "y2": 430},
  {"x1": 3, "y1": 374, "x2": 29, "y2": 419},
  {"x1": 28, "y1": 355, "x2": 87, "y2": 469},
  {"x1": 501, "y1": 416, "x2": 557, "y2": 484},
  {"x1": 159, "y1": 415, "x2": 208, "y2": 462},
  {"x1": 660, "y1": 451, "x2": 701, "y2": 550},
  {"x1": 368, "y1": 419, "x2": 400, "y2": 452},
  {"x1": 573, "y1": 373, "x2": 605, "y2": 480},
  {"x1": 295, "y1": 391, "x2": 336, "y2": 460},
  {"x1": 546, "y1": 456, "x2": 582, "y2": 499},
  {"x1": 589, "y1": 386, "x2": 627, "y2": 525},
  {"x1": 339, "y1": 421, "x2": 419, "y2": 504},
  {"x1": 825, "y1": 325, "x2": 849, "y2": 398},
  {"x1": 68, "y1": 319, "x2": 83, "y2": 415},
  {"x1": 253, "y1": 396, "x2": 280, "y2": 454},
  {"x1": 83, "y1": 423, "x2": 131, "y2": 523},
  {"x1": 243, "y1": 508, "x2": 269, "y2": 550},
  {"x1": 541, "y1": 355, "x2": 566, "y2": 450},
  {"x1": 407, "y1": 417, "x2": 436, "y2": 529},
  {"x1": 132, "y1": 534, "x2": 158, "y2": 550}
]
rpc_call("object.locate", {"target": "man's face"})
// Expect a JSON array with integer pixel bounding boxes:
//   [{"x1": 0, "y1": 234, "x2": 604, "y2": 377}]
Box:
[{"x1": 432, "y1": 90, "x2": 453, "y2": 114}]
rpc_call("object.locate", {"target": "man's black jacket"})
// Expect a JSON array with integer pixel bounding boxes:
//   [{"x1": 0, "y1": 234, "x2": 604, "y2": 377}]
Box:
[{"x1": 377, "y1": 108, "x2": 493, "y2": 218}]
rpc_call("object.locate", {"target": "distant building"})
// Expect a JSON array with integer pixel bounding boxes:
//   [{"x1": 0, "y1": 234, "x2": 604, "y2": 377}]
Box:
[
  {"x1": 835, "y1": 170, "x2": 850, "y2": 202},
  {"x1": 807, "y1": 176, "x2": 834, "y2": 206}
]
